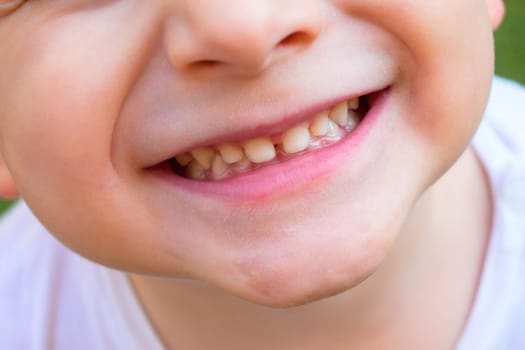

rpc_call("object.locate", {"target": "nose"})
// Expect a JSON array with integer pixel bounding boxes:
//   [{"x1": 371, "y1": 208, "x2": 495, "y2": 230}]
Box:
[{"x1": 165, "y1": 0, "x2": 324, "y2": 75}]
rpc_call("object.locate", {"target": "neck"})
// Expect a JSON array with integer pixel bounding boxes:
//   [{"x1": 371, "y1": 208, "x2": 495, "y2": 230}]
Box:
[{"x1": 130, "y1": 147, "x2": 492, "y2": 350}]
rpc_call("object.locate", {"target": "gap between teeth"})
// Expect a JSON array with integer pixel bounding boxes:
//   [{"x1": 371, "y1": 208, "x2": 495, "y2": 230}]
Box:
[{"x1": 173, "y1": 97, "x2": 362, "y2": 181}]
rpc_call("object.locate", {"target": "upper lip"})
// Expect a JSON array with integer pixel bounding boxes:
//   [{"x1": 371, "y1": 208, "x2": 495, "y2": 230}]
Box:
[
  {"x1": 190, "y1": 89, "x2": 370, "y2": 145},
  {"x1": 145, "y1": 84, "x2": 389, "y2": 168},
  {"x1": 130, "y1": 56, "x2": 399, "y2": 170}
]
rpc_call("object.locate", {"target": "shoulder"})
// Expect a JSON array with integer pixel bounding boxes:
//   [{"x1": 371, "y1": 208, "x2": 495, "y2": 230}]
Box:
[
  {"x1": 473, "y1": 76, "x2": 525, "y2": 209},
  {"x1": 0, "y1": 202, "x2": 163, "y2": 349},
  {"x1": 0, "y1": 201, "x2": 65, "y2": 275},
  {"x1": 0, "y1": 201, "x2": 59, "y2": 282},
  {"x1": 0, "y1": 202, "x2": 71, "y2": 347},
  {"x1": 486, "y1": 76, "x2": 525, "y2": 122},
  {"x1": 476, "y1": 76, "x2": 525, "y2": 159},
  {"x1": 0, "y1": 202, "x2": 107, "y2": 348},
  {"x1": 459, "y1": 77, "x2": 525, "y2": 349},
  {"x1": 487, "y1": 76, "x2": 525, "y2": 110}
]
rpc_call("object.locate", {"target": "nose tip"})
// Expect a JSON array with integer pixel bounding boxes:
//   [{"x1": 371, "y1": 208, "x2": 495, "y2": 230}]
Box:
[{"x1": 165, "y1": 1, "x2": 324, "y2": 75}]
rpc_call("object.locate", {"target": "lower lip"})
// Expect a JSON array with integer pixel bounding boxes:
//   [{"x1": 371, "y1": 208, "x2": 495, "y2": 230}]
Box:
[{"x1": 151, "y1": 89, "x2": 390, "y2": 203}]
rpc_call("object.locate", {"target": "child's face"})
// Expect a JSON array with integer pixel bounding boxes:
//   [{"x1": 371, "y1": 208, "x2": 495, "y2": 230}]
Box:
[{"x1": 0, "y1": 0, "x2": 500, "y2": 306}]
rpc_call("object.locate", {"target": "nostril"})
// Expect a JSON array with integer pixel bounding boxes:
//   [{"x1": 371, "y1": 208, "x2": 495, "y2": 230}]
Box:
[
  {"x1": 279, "y1": 31, "x2": 314, "y2": 47},
  {"x1": 189, "y1": 59, "x2": 221, "y2": 70},
  {"x1": 188, "y1": 32, "x2": 313, "y2": 70}
]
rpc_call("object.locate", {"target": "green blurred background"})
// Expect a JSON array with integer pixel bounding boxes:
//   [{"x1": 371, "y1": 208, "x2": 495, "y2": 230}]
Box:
[
  {"x1": 0, "y1": 200, "x2": 8, "y2": 213},
  {"x1": 496, "y1": 0, "x2": 525, "y2": 84},
  {"x1": 0, "y1": 2, "x2": 524, "y2": 215}
]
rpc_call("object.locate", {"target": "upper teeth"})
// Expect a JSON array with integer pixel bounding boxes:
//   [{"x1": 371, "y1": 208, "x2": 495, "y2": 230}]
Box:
[
  {"x1": 283, "y1": 122, "x2": 312, "y2": 154},
  {"x1": 173, "y1": 97, "x2": 362, "y2": 180},
  {"x1": 244, "y1": 137, "x2": 277, "y2": 163}
]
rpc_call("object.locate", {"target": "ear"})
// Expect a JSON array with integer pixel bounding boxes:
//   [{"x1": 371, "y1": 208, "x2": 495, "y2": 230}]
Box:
[
  {"x1": 487, "y1": 0, "x2": 505, "y2": 30},
  {"x1": 0, "y1": 154, "x2": 18, "y2": 199}
]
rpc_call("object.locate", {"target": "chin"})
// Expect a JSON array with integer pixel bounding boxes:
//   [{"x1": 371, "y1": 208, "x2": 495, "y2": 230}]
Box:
[
  {"x1": 229, "y1": 259, "x2": 380, "y2": 308},
  {"x1": 209, "y1": 226, "x2": 393, "y2": 308}
]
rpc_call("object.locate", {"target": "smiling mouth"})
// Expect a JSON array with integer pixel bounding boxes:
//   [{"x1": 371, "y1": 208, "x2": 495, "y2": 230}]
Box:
[{"x1": 166, "y1": 91, "x2": 379, "y2": 181}]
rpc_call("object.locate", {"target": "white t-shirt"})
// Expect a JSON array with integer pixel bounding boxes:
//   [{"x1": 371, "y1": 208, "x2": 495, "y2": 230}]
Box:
[
  {"x1": 456, "y1": 77, "x2": 525, "y2": 350},
  {"x1": 1, "y1": 77, "x2": 524, "y2": 349},
  {"x1": 0, "y1": 203, "x2": 164, "y2": 349}
]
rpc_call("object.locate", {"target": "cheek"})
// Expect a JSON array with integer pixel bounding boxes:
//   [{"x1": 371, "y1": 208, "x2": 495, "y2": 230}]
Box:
[
  {"x1": 409, "y1": 35, "x2": 494, "y2": 166},
  {"x1": 0, "y1": 10, "x2": 195, "y2": 275},
  {"x1": 335, "y1": 0, "x2": 494, "y2": 189},
  {"x1": 0, "y1": 5, "x2": 158, "y2": 205},
  {"x1": 333, "y1": 0, "x2": 494, "y2": 154},
  {"x1": 0, "y1": 45, "x2": 117, "y2": 203},
  {"x1": 0, "y1": 11, "x2": 151, "y2": 264},
  {"x1": 378, "y1": 0, "x2": 494, "y2": 163},
  {"x1": 0, "y1": 55, "x2": 124, "y2": 260}
]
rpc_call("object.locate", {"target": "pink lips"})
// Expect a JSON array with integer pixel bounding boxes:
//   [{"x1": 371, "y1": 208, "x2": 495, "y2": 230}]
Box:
[{"x1": 150, "y1": 88, "x2": 390, "y2": 203}]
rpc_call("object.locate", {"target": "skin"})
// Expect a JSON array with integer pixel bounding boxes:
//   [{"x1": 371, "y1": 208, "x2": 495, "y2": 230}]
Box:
[{"x1": 0, "y1": 0, "x2": 505, "y2": 348}]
